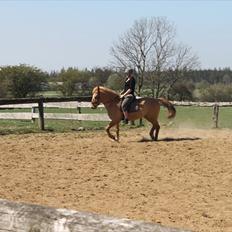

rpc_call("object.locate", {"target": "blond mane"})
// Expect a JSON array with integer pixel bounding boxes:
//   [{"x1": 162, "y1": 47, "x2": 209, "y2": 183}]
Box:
[
  {"x1": 92, "y1": 86, "x2": 119, "y2": 98},
  {"x1": 93, "y1": 86, "x2": 119, "y2": 97},
  {"x1": 92, "y1": 86, "x2": 120, "y2": 105},
  {"x1": 101, "y1": 86, "x2": 119, "y2": 96}
]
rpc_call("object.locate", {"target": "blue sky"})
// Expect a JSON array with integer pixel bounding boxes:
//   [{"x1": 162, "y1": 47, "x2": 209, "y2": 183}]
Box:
[{"x1": 0, "y1": 0, "x2": 231, "y2": 72}]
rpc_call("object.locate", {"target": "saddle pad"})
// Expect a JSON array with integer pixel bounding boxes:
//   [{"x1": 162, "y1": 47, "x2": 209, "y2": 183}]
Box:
[{"x1": 128, "y1": 99, "x2": 140, "y2": 113}]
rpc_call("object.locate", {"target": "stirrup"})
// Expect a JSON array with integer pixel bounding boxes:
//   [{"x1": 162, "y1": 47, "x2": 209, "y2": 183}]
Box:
[{"x1": 123, "y1": 118, "x2": 129, "y2": 124}]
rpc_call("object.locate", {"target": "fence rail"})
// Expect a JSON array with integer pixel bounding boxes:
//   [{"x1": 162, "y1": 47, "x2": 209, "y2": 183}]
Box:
[
  {"x1": 0, "y1": 102, "x2": 105, "y2": 109},
  {"x1": 0, "y1": 96, "x2": 92, "y2": 105},
  {"x1": 172, "y1": 101, "x2": 232, "y2": 107},
  {"x1": 1, "y1": 96, "x2": 232, "y2": 130},
  {"x1": 0, "y1": 112, "x2": 110, "y2": 121}
]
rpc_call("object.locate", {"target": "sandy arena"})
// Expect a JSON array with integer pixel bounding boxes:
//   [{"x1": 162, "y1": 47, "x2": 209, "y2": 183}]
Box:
[{"x1": 0, "y1": 128, "x2": 231, "y2": 232}]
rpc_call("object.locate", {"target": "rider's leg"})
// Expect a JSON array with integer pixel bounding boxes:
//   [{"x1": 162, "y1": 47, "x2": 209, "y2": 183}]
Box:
[
  {"x1": 123, "y1": 111, "x2": 129, "y2": 124},
  {"x1": 121, "y1": 95, "x2": 134, "y2": 124}
]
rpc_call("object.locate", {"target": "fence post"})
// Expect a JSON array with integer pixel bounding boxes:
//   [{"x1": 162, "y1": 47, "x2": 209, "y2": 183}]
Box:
[
  {"x1": 31, "y1": 106, "x2": 36, "y2": 123},
  {"x1": 77, "y1": 106, "x2": 81, "y2": 114},
  {"x1": 213, "y1": 103, "x2": 219, "y2": 128},
  {"x1": 38, "y1": 98, "x2": 45, "y2": 130}
]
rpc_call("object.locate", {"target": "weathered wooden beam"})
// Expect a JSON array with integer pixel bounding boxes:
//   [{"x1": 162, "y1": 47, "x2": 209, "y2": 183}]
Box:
[
  {"x1": 0, "y1": 112, "x2": 32, "y2": 120},
  {"x1": 213, "y1": 104, "x2": 219, "y2": 128},
  {"x1": 38, "y1": 99, "x2": 45, "y2": 130},
  {"x1": 43, "y1": 113, "x2": 110, "y2": 121},
  {"x1": 172, "y1": 101, "x2": 232, "y2": 107},
  {"x1": 0, "y1": 96, "x2": 92, "y2": 106},
  {"x1": 1, "y1": 98, "x2": 232, "y2": 108},
  {"x1": 0, "y1": 199, "x2": 191, "y2": 232},
  {"x1": 0, "y1": 102, "x2": 104, "y2": 109}
]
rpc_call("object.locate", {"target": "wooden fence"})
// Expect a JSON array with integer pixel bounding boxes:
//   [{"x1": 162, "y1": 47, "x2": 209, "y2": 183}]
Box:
[
  {"x1": 0, "y1": 96, "x2": 109, "y2": 130},
  {"x1": 0, "y1": 198, "x2": 191, "y2": 232},
  {"x1": 172, "y1": 101, "x2": 232, "y2": 128},
  {"x1": 0, "y1": 97, "x2": 232, "y2": 130}
]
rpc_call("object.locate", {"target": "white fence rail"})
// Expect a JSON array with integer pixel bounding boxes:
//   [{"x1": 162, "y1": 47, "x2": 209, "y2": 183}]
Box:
[
  {"x1": 1, "y1": 101, "x2": 232, "y2": 109},
  {"x1": 1, "y1": 100, "x2": 232, "y2": 129},
  {"x1": 0, "y1": 102, "x2": 109, "y2": 124},
  {"x1": 172, "y1": 101, "x2": 232, "y2": 107},
  {"x1": 0, "y1": 112, "x2": 110, "y2": 121},
  {"x1": 0, "y1": 102, "x2": 104, "y2": 109}
]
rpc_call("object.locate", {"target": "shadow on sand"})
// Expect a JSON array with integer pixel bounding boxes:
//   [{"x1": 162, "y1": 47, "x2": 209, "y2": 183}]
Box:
[{"x1": 138, "y1": 137, "x2": 201, "y2": 143}]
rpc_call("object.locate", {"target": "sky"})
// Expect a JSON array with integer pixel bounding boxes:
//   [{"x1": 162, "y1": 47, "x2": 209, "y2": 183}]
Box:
[{"x1": 0, "y1": 0, "x2": 231, "y2": 72}]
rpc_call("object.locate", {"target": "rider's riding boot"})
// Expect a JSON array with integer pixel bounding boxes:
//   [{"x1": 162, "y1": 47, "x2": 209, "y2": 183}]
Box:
[
  {"x1": 123, "y1": 118, "x2": 129, "y2": 124},
  {"x1": 123, "y1": 111, "x2": 129, "y2": 124}
]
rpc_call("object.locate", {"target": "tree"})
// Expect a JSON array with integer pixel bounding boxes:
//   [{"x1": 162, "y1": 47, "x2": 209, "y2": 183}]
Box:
[
  {"x1": 111, "y1": 18, "x2": 157, "y2": 96},
  {"x1": 58, "y1": 68, "x2": 92, "y2": 96},
  {"x1": 106, "y1": 73, "x2": 124, "y2": 90},
  {"x1": 0, "y1": 65, "x2": 47, "y2": 98},
  {"x1": 89, "y1": 68, "x2": 112, "y2": 88},
  {"x1": 0, "y1": 78, "x2": 7, "y2": 98},
  {"x1": 169, "y1": 81, "x2": 195, "y2": 101},
  {"x1": 199, "y1": 84, "x2": 232, "y2": 102},
  {"x1": 111, "y1": 17, "x2": 199, "y2": 97},
  {"x1": 144, "y1": 18, "x2": 199, "y2": 98}
]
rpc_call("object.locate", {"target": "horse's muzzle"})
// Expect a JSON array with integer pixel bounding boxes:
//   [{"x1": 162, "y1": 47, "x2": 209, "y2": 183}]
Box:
[{"x1": 91, "y1": 102, "x2": 97, "y2": 109}]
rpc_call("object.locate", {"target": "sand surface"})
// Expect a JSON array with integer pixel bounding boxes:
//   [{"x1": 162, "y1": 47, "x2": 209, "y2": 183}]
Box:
[{"x1": 0, "y1": 128, "x2": 231, "y2": 232}]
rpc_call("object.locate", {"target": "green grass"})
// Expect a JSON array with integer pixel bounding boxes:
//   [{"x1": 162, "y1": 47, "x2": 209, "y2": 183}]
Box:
[
  {"x1": 0, "y1": 107, "x2": 108, "y2": 135},
  {"x1": 158, "y1": 106, "x2": 232, "y2": 129},
  {"x1": 0, "y1": 106, "x2": 232, "y2": 135}
]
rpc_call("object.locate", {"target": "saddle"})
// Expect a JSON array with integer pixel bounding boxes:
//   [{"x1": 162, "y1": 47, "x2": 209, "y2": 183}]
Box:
[
  {"x1": 128, "y1": 98, "x2": 140, "y2": 113},
  {"x1": 120, "y1": 97, "x2": 140, "y2": 113}
]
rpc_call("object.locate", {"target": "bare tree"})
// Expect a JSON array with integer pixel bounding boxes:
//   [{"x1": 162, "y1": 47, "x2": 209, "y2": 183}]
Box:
[
  {"x1": 150, "y1": 42, "x2": 200, "y2": 98},
  {"x1": 110, "y1": 18, "x2": 156, "y2": 96},
  {"x1": 110, "y1": 17, "x2": 200, "y2": 98}
]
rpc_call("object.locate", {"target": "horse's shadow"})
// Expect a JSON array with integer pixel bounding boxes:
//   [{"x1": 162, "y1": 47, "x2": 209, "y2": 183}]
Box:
[{"x1": 137, "y1": 137, "x2": 201, "y2": 143}]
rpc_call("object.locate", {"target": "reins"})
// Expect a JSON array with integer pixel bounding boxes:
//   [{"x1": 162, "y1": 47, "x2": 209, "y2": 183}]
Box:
[{"x1": 96, "y1": 86, "x2": 120, "y2": 106}]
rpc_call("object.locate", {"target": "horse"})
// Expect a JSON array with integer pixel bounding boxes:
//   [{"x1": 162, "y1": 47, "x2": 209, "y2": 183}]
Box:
[{"x1": 91, "y1": 86, "x2": 176, "y2": 141}]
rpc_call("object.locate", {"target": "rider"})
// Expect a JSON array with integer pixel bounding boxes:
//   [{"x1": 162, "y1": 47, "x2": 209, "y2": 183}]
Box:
[{"x1": 120, "y1": 68, "x2": 136, "y2": 124}]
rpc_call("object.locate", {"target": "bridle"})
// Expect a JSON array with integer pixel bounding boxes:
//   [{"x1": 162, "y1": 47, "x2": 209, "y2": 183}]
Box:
[
  {"x1": 92, "y1": 86, "x2": 120, "y2": 108},
  {"x1": 91, "y1": 86, "x2": 101, "y2": 108},
  {"x1": 95, "y1": 86, "x2": 101, "y2": 104}
]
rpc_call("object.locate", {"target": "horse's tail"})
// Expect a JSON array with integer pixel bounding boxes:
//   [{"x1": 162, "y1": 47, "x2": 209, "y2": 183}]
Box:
[{"x1": 158, "y1": 98, "x2": 176, "y2": 119}]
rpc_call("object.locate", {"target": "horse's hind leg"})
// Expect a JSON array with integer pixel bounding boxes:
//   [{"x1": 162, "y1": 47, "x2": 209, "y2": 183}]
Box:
[
  {"x1": 116, "y1": 123, "x2": 120, "y2": 141},
  {"x1": 149, "y1": 125, "x2": 156, "y2": 141},
  {"x1": 153, "y1": 121, "x2": 160, "y2": 141},
  {"x1": 149, "y1": 121, "x2": 160, "y2": 141}
]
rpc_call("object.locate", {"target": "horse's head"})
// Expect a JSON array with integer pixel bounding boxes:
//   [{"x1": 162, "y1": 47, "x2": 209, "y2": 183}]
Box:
[
  {"x1": 91, "y1": 86, "x2": 101, "y2": 109},
  {"x1": 91, "y1": 86, "x2": 120, "y2": 109}
]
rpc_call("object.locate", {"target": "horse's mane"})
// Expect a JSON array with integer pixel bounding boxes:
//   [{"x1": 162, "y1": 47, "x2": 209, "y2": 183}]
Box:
[
  {"x1": 92, "y1": 86, "x2": 120, "y2": 104},
  {"x1": 101, "y1": 86, "x2": 119, "y2": 96},
  {"x1": 93, "y1": 86, "x2": 119, "y2": 97}
]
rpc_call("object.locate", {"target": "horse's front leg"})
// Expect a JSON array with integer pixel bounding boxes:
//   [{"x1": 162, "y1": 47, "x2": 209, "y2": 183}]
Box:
[
  {"x1": 106, "y1": 121, "x2": 117, "y2": 141},
  {"x1": 116, "y1": 123, "x2": 120, "y2": 142}
]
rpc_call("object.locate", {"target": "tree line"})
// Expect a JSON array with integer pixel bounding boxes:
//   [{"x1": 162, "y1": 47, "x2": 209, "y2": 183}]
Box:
[
  {"x1": 0, "y1": 64, "x2": 232, "y2": 102},
  {"x1": 0, "y1": 17, "x2": 232, "y2": 102}
]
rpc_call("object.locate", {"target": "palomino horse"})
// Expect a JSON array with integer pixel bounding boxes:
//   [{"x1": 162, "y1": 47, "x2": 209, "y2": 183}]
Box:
[{"x1": 91, "y1": 86, "x2": 176, "y2": 141}]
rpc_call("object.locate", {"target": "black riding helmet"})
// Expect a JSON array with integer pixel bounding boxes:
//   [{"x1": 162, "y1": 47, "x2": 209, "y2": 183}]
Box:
[{"x1": 124, "y1": 68, "x2": 134, "y2": 75}]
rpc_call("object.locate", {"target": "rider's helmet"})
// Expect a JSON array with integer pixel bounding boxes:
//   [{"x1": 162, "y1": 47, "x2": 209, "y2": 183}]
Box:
[{"x1": 125, "y1": 68, "x2": 134, "y2": 75}]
